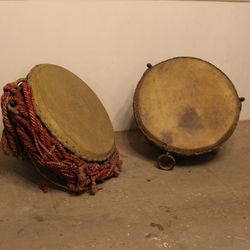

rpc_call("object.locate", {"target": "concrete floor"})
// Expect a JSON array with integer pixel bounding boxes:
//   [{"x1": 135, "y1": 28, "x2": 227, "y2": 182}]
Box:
[{"x1": 0, "y1": 121, "x2": 250, "y2": 250}]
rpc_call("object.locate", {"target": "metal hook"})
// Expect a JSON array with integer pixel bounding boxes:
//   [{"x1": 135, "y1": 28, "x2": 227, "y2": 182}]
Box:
[
  {"x1": 147, "y1": 63, "x2": 153, "y2": 69},
  {"x1": 239, "y1": 97, "x2": 245, "y2": 111}
]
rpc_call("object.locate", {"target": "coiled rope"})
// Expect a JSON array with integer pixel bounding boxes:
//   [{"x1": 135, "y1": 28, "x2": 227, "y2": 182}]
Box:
[{"x1": 1, "y1": 81, "x2": 122, "y2": 194}]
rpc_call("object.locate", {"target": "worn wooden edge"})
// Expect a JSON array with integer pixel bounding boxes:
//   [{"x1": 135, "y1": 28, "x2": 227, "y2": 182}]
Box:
[
  {"x1": 26, "y1": 64, "x2": 116, "y2": 162},
  {"x1": 133, "y1": 56, "x2": 241, "y2": 156}
]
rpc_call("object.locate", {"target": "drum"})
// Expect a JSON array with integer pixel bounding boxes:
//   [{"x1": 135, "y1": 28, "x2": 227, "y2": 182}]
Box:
[
  {"x1": 1, "y1": 64, "x2": 122, "y2": 193},
  {"x1": 133, "y1": 57, "x2": 244, "y2": 170},
  {"x1": 28, "y1": 64, "x2": 115, "y2": 161}
]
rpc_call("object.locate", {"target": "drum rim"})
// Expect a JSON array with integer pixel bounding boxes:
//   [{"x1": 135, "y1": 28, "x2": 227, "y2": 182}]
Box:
[
  {"x1": 27, "y1": 63, "x2": 115, "y2": 161},
  {"x1": 133, "y1": 56, "x2": 241, "y2": 155}
]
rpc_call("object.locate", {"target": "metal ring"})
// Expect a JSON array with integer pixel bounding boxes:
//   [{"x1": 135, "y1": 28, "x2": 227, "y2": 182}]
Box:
[
  {"x1": 157, "y1": 153, "x2": 176, "y2": 171},
  {"x1": 15, "y1": 78, "x2": 26, "y2": 87}
]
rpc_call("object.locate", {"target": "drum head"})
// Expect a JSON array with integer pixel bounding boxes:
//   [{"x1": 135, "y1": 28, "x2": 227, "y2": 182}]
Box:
[
  {"x1": 134, "y1": 57, "x2": 241, "y2": 155},
  {"x1": 27, "y1": 64, "x2": 115, "y2": 161}
]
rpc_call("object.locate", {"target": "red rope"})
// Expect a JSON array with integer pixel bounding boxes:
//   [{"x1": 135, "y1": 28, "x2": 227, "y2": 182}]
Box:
[{"x1": 1, "y1": 82, "x2": 122, "y2": 194}]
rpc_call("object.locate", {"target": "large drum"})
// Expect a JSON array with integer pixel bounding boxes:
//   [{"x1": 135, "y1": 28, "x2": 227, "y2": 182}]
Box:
[
  {"x1": 133, "y1": 57, "x2": 244, "y2": 170},
  {"x1": 27, "y1": 64, "x2": 115, "y2": 161},
  {"x1": 1, "y1": 64, "x2": 122, "y2": 193}
]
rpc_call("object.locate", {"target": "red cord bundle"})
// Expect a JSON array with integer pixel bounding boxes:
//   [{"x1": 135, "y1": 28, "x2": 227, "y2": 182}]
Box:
[{"x1": 1, "y1": 82, "x2": 122, "y2": 194}]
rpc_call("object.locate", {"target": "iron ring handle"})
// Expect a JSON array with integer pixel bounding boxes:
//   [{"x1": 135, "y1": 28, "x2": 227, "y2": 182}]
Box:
[{"x1": 157, "y1": 153, "x2": 176, "y2": 171}]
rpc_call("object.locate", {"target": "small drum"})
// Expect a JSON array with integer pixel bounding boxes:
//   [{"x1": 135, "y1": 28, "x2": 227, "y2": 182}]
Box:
[
  {"x1": 133, "y1": 57, "x2": 244, "y2": 170},
  {"x1": 1, "y1": 64, "x2": 122, "y2": 193}
]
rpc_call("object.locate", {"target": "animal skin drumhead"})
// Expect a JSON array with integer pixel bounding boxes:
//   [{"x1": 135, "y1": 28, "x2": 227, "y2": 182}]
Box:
[
  {"x1": 27, "y1": 64, "x2": 115, "y2": 161},
  {"x1": 134, "y1": 57, "x2": 241, "y2": 155}
]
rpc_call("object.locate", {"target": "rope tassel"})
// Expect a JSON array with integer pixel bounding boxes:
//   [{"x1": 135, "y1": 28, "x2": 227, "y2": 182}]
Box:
[{"x1": 0, "y1": 82, "x2": 122, "y2": 194}]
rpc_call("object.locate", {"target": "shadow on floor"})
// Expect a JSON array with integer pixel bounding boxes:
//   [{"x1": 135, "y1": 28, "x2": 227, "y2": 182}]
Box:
[
  {"x1": 126, "y1": 129, "x2": 218, "y2": 168},
  {"x1": 0, "y1": 153, "x2": 63, "y2": 192}
]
